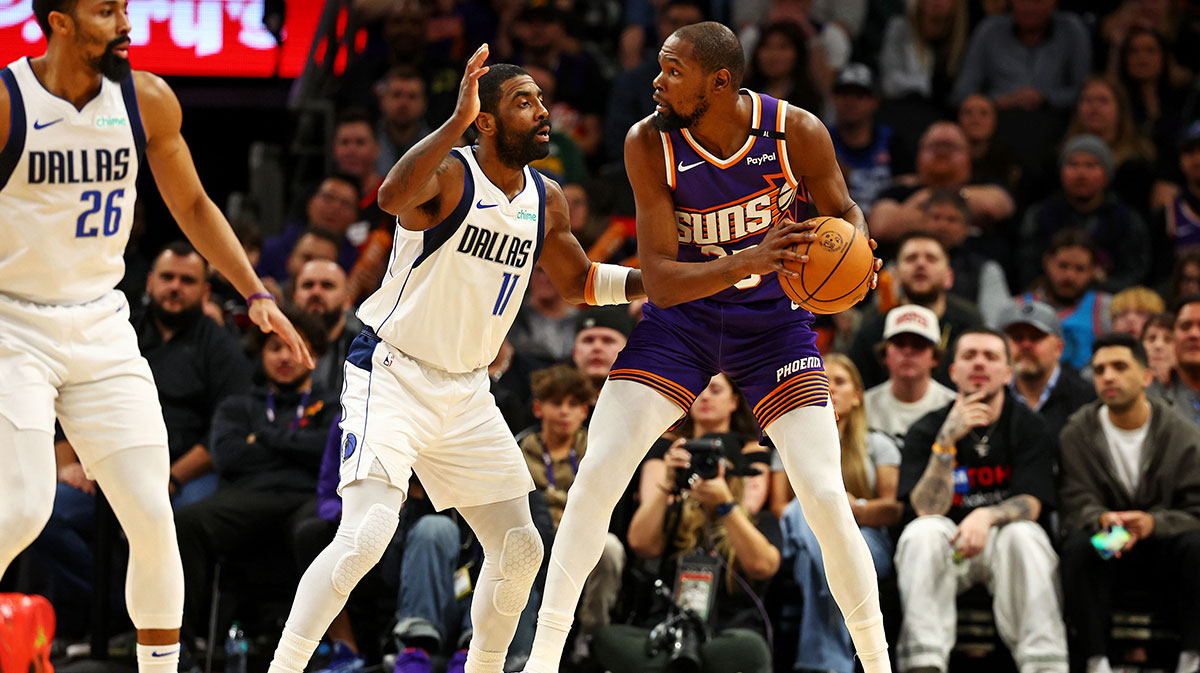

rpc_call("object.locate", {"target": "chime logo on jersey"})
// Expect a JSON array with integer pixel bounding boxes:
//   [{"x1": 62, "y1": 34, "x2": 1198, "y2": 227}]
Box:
[{"x1": 456, "y1": 223, "x2": 533, "y2": 267}]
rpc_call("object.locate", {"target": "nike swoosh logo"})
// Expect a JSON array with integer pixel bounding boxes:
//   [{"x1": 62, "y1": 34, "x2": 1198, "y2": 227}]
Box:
[
  {"x1": 677, "y1": 160, "x2": 705, "y2": 173},
  {"x1": 33, "y1": 118, "x2": 63, "y2": 130},
  {"x1": 150, "y1": 649, "x2": 180, "y2": 658},
  {"x1": 476, "y1": 200, "x2": 499, "y2": 209}
]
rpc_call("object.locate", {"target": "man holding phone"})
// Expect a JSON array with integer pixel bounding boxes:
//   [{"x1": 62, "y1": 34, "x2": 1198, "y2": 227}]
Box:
[
  {"x1": 894, "y1": 327, "x2": 1067, "y2": 673},
  {"x1": 1059, "y1": 332, "x2": 1200, "y2": 673}
]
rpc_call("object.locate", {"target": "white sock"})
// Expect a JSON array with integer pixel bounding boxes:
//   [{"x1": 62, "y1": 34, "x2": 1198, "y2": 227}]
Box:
[
  {"x1": 136, "y1": 643, "x2": 180, "y2": 673},
  {"x1": 268, "y1": 629, "x2": 320, "y2": 673},
  {"x1": 526, "y1": 609, "x2": 573, "y2": 673},
  {"x1": 1087, "y1": 655, "x2": 1113, "y2": 673},
  {"x1": 1178, "y1": 650, "x2": 1200, "y2": 673},
  {"x1": 464, "y1": 645, "x2": 505, "y2": 673}
]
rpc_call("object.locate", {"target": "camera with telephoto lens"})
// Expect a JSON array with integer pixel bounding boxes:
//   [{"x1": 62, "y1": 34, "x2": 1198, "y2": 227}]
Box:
[{"x1": 646, "y1": 580, "x2": 708, "y2": 673}]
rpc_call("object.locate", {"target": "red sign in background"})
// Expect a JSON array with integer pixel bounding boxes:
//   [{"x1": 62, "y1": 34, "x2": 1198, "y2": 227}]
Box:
[{"x1": 0, "y1": 0, "x2": 355, "y2": 78}]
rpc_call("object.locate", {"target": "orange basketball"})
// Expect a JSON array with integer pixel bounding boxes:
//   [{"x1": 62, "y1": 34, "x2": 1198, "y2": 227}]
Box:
[{"x1": 779, "y1": 216, "x2": 874, "y2": 314}]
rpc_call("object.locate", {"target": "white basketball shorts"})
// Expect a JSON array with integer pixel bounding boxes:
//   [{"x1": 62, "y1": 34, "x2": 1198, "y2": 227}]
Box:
[
  {"x1": 0, "y1": 290, "x2": 168, "y2": 471},
  {"x1": 337, "y1": 329, "x2": 534, "y2": 511}
]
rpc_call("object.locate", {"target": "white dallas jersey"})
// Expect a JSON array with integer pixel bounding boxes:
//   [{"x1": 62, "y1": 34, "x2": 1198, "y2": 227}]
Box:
[
  {"x1": 0, "y1": 58, "x2": 143, "y2": 305},
  {"x1": 358, "y1": 146, "x2": 546, "y2": 373}
]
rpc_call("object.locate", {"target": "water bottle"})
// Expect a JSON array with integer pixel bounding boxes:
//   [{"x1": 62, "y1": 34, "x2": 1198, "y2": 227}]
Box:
[{"x1": 225, "y1": 621, "x2": 248, "y2": 673}]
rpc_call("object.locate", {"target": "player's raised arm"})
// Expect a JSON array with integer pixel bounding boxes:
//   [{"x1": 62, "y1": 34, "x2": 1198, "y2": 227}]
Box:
[
  {"x1": 625, "y1": 120, "x2": 812, "y2": 308},
  {"x1": 376, "y1": 44, "x2": 490, "y2": 222},
  {"x1": 135, "y1": 71, "x2": 316, "y2": 368},
  {"x1": 537, "y1": 178, "x2": 644, "y2": 305}
]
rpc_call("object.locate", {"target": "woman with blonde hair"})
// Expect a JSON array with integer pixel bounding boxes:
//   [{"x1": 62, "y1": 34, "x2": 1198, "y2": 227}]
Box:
[
  {"x1": 775, "y1": 354, "x2": 902, "y2": 673},
  {"x1": 879, "y1": 0, "x2": 969, "y2": 103},
  {"x1": 1110, "y1": 286, "x2": 1167, "y2": 338}
]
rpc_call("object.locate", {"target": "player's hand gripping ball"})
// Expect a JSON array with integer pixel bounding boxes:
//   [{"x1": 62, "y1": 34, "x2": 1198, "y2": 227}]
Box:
[{"x1": 779, "y1": 216, "x2": 874, "y2": 314}]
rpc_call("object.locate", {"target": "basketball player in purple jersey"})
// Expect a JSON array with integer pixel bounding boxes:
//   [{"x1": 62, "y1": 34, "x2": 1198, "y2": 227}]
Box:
[{"x1": 523, "y1": 22, "x2": 891, "y2": 673}]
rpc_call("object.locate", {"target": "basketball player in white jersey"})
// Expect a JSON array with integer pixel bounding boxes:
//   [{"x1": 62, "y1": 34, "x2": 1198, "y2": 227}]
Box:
[
  {"x1": 267, "y1": 45, "x2": 643, "y2": 673},
  {"x1": 0, "y1": 2, "x2": 313, "y2": 669}
]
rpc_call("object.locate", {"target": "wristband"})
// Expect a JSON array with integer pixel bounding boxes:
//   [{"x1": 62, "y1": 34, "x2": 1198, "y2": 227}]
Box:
[
  {"x1": 932, "y1": 442, "x2": 956, "y2": 455},
  {"x1": 715, "y1": 501, "x2": 737, "y2": 518},
  {"x1": 583, "y1": 262, "x2": 632, "y2": 305},
  {"x1": 246, "y1": 292, "x2": 275, "y2": 307}
]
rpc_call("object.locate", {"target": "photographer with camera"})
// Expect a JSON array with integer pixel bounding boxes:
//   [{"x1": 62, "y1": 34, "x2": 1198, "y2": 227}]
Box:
[{"x1": 590, "y1": 374, "x2": 781, "y2": 673}]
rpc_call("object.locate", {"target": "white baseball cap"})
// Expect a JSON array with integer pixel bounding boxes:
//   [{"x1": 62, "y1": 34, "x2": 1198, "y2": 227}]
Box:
[{"x1": 883, "y1": 304, "x2": 941, "y2": 346}]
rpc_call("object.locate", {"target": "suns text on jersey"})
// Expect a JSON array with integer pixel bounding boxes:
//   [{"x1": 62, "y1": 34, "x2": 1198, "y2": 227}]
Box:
[
  {"x1": 456, "y1": 223, "x2": 532, "y2": 267},
  {"x1": 27, "y1": 148, "x2": 131, "y2": 185},
  {"x1": 674, "y1": 191, "x2": 778, "y2": 246}
]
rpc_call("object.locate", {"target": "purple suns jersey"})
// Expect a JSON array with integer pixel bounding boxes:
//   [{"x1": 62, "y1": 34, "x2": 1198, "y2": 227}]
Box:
[
  {"x1": 608, "y1": 90, "x2": 830, "y2": 431},
  {"x1": 662, "y1": 89, "x2": 809, "y2": 305}
]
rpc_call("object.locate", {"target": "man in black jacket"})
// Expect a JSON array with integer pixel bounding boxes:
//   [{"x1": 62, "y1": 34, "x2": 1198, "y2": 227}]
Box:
[
  {"x1": 999, "y1": 300, "x2": 1095, "y2": 441},
  {"x1": 1058, "y1": 333, "x2": 1200, "y2": 673},
  {"x1": 174, "y1": 307, "x2": 338, "y2": 637},
  {"x1": 895, "y1": 328, "x2": 1067, "y2": 673}
]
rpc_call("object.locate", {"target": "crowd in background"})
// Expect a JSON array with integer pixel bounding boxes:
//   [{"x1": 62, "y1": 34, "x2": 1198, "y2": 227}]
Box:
[{"x1": 4, "y1": 1, "x2": 1200, "y2": 673}]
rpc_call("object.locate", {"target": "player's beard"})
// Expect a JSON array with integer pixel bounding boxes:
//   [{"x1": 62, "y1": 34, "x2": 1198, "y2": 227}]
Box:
[
  {"x1": 494, "y1": 119, "x2": 551, "y2": 168},
  {"x1": 90, "y1": 36, "x2": 132, "y2": 82},
  {"x1": 652, "y1": 95, "x2": 708, "y2": 132}
]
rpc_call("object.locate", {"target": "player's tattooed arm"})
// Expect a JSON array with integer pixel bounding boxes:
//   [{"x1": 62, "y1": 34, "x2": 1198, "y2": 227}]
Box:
[
  {"x1": 910, "y1": 451, "x2": 956, "y2": 517},
  {"x1": 984, "y1": 494, "x2": 1041, "y2": 525}
]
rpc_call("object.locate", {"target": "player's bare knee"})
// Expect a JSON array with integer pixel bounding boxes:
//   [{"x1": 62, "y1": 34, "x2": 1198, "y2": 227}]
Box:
[
  {"x1": 492, "y1": 524, "x2": 542, "y2": 616},
  {"x1": 331, "y1": 503, "x2": 398, "y2": 595}
]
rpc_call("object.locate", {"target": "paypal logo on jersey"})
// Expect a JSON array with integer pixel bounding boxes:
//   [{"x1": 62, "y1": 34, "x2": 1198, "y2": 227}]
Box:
[
  {"x1": 456, "y1": 223, "x2": 533, "y2": 267},
  {"x1": 746, "y1": 152, "x2": 777, "y2": 166}
]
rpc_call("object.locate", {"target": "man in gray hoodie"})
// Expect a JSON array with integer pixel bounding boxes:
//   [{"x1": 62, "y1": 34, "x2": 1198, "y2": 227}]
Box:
[{"x1": 1059, "y1": 332, "x2": 1200, "y2": 673}]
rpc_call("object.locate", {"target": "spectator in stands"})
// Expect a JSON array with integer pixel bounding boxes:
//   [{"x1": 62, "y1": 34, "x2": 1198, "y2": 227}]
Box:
[
  {"x1": 332, "y1": 108, "x2": 384, "y2": 210},
  {"x1": 735, "y1": 2, "x2": 856, "y2": 98},
  {"x1": 259, "y1": 175, "x2": 363, "y2": 284},
  {"x1": 827, "y1": 63, "x2": 898, "y2": 214},
  {"x1": 505, "y1": 4, "x2": 606, "y2": 157},
  {"x1": 1058, "y1": 332, "x2": 1200, "y2": 673},
  {"x1": 1143, "y1": 312, "x2": 1176, "y2": 386},
  {"x1": 958, "y1": 94, "x2": 1023, "y2": 197},
  {"x1": 999, "y1": 301, "x2": 1096, "y2": 438},
  {"x1": 510, "y1": 266, "x2": 579, "y2": 365},
  {"x1": 573, "y1": 306, "x2": 633, "y2": 393},
  {"x1": 1153, "y1": 123, "x2": 1200, "y2": 281},
  {"x1": 1150, "y1": 297, "x2": 1200, "y2": 426},
  {"x1": 896, "y1": 328, "x2": 1068, "y2": 673},
  {"x1": 605, "y1": 0, "x2": 706, "y2": 162},
  {"x1": 1065, "y1": 76, "x2": 1158, "y2": 215},
  {"x1": 741, "y1": 21, "x2": 825, "y2": 116},
  {"x1": 175, "y1": 308, "x2": 335, "y2": 638},
  {"x1": 1018, "y1": 135, "x2": 1150, "y2": 292},
  {"x1": 879, "y1": 0, "x2": 969, "y2": 104},
  {"x1": 1169, "y1": 251, "x2": 1200, "y2": 310},
  {"x1": 869, "y1": 122, "x2": 1015, "y2": 244},
  {"x1": 522, "y1": 65, "x2": 589, "y2": 186},
  {"x1": 951, "y1": 0, "x2": 1090, "y2": 112},
  {"x1": 850, "y1": 233, "x2": 982, "y2": 389},
  {"x1": 1115, "y1": 28, "x2": 1187, "y2": 171},
  {"x1": 780, "y1": 354, "x2": 902, "y2": 673},
  {"x1": 920, "y1": 188, "x2": 1011, "y2": 326},
  {"x1": 605, "y1": 381, "x2": 780, "y2": 673},
  {"x1": 1110, "y1": 286, "x2": 1166, "y2": 339},
  {"x1": 863, "y1": 305, "x2": 957, "y2": 444},
  {"x1": 292, "y1": 260, "x2": 358, "y2": 394},
  {"x1": 1019, "y1": 229, "x2": 1114, "y2": 372},
  {"x1": 490, "y1": 337, "x2": 545, "y2": 435},
  {"x1": 518, "y1": 366, "x2": 623, "y2": 650},
  {"x1": 17, "y1": 243, "x2": 253, "y2": 636},
  {"x1": 374, "y1": 65, "x2": 433, "y2": 176}
]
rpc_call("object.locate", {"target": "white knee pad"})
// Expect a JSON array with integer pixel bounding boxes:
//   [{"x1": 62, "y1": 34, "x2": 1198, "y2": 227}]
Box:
[
  {"x1": 493, "y1": 524, "x2": 543, "y2": 616},
  {"x1": 331, "y1": 503, "x2": 398, "y2": 595}
]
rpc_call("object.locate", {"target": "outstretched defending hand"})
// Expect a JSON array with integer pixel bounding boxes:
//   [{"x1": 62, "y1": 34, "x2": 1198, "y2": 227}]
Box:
[
  {"x1": 452, "y1": 43, "x2": 491, "y2": 127},
  {"x1": 249, "y1": 298, "x2": 317, "y2": 369}
]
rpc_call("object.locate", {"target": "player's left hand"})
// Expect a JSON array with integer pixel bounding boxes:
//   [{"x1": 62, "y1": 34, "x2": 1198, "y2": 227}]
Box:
[
  {"x1": 249, "y1": 298, "x2": 317, "y2": 369},
  {"x1": 868, "y1": 237, "x2": 882, "y2": 289}
]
